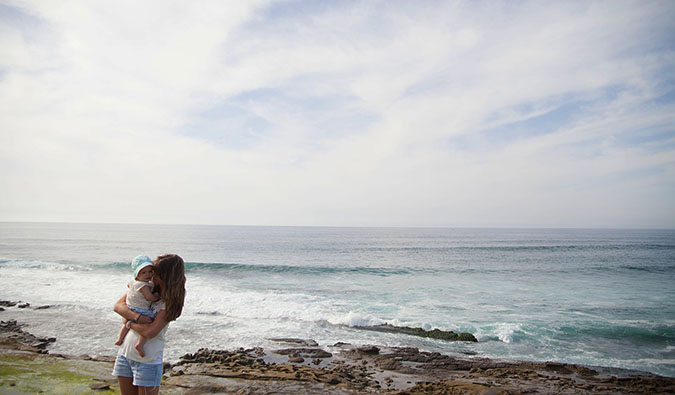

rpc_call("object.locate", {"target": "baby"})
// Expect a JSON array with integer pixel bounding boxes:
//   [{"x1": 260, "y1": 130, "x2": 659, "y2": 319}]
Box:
[{"x1": 114, "y1": 255, "x2": 160, "y2": 357}]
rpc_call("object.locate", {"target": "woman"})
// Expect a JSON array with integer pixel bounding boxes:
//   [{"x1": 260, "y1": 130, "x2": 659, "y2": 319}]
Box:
[{"x1": 113, "y1": 254, "x2": 186, "y2": 395}]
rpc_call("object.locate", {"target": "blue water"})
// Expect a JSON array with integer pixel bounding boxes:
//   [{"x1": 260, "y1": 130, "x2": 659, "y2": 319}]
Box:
[{"x1": 0, "y1": 222, "x2": 674, "y2": 376}]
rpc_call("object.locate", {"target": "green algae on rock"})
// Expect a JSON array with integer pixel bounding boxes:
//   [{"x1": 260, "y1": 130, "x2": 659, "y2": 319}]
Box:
[
  {"x1": 0, "y1": 352, "x2": 118, "y2": 394},
  {"x1": 358, "y1": 323, "x2": 478, "y2": 342}
]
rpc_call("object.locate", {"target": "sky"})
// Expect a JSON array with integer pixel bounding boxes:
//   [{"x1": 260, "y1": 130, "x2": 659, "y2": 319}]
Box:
[{"x1": 1, "y1": 0, "x2": 674, "y2": 228}]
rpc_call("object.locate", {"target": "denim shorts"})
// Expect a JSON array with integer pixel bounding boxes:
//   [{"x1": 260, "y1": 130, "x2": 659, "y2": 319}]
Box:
[
  {"x1": 129, "y1": 306, "x2": 156, "y2": 319},
  {"x1": 112, "y1": 354, "x2": 162, "y2": 387}
]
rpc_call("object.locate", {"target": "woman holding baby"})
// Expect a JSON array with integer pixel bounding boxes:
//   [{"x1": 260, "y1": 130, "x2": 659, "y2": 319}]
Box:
[{"x1": 113, "y1": 254, "x2": 186, "y2": 395}]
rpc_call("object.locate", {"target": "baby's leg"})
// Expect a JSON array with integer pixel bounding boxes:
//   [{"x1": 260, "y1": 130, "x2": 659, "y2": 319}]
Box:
[
  {"x1": 115, "y1": 318, "x2": 129, "y2": 345},
  {"x1": 135, "y1": 335, "x2": 147, "y2": 357}
]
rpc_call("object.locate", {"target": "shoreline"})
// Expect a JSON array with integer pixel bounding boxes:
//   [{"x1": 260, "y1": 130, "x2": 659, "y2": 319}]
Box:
[{"x1": 2, "y1": 317, "x2": 675, "y2": 393}]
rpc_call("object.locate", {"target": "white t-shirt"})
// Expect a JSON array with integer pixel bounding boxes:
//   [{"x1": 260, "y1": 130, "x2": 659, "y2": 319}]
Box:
[
  {"x1": 126, "y1": 280, "x2": 154, "y2": 310},
  {"x1": 119, "y1": 300, "x2": 169, "y2": 364}
]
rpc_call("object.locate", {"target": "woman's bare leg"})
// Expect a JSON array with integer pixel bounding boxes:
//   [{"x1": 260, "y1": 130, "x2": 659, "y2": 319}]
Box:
[
  {"x1": 117, "y1": 376, "x2": 138, "y2": 395},
  {"x1": 139, "y1": 385, "x2": 160, "y2": 395}
]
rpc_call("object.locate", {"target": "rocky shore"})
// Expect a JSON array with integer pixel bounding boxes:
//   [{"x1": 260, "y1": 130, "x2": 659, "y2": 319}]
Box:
[{"x1": 2, "y1": 300, "x2": 675, "y2": 393}]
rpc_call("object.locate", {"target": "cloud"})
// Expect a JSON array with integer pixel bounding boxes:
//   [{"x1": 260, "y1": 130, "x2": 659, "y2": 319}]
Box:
[{"x1": 1, "y1": 0, "x2": 674, "y2": 227}]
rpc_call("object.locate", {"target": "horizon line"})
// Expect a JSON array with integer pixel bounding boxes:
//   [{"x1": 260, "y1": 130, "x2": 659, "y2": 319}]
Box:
[{"x1": 1, "y1": 220, "x2": 673, "y2": 231}]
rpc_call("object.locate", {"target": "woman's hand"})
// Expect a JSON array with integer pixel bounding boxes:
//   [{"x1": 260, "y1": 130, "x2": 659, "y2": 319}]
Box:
[
  {"x1": 114, "y1": 295, "x2": 142, "y2": 322},
  {"x1": 127, "y1": 310, "x2": 168, "y2": 339}
]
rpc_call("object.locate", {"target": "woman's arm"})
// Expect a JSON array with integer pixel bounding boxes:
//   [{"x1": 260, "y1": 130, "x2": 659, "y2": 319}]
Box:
[
  {"x1": 114, "y1": 294, "x2": 140, "y2": 321},
  {"x1": 113, "y1": 295, "x2": 152, "y2": 323},
  {"x1": 127, "y1": 310, "x2": 168, "y2": 339}
]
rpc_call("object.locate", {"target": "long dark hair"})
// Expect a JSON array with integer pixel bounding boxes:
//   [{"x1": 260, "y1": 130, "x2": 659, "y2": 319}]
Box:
[{"x1": 154, "y1": 254, "x2": 186, "y2": 322}]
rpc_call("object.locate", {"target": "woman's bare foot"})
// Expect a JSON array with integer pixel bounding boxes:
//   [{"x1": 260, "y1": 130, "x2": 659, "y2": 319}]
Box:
[{"x1": 135, "y1": 343, "x2": 146, "y2": 357}]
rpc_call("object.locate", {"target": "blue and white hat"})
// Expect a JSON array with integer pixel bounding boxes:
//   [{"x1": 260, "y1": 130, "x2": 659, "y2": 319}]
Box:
[{"x1": 131, "y1": 255, "x2": 153, "y2": 278}]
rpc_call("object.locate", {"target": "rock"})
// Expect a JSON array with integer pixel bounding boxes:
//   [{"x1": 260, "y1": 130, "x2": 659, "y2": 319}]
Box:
[
  {"x1": 34, "y1": 305, "x2": 52, "y2": 310},
  {"x1": 289, "y1": 356, "x2": 305, "y2": 363},
  {"x1": 1, "y1": 320, "x2": 56, "y2": 353},
  {"x1": 170, "y1": 369, "x2": 185, "y2": 376},
  {"x1": 545, "y1": 362, "x2": 573, "y2": 374},
  {"x1": 1, "y1": 320, "x2": 21, "y2": 331},
  {"x1": 32, "y1": 341, "x2": 51, "y2": 349},
  {"x1": 323, "y1": 374, "x2": 341, "y2": 385},
  {"x1": 93, "y1": 356, "x2": 116, "y2": 363},
  {"x1": 17, "y1": 303, "x2": 30, "y2": 308},
  {"x1": 357, "y1": 345, "x2": 380, "y2": 355},
  {"x1": 269, "y1": 338, "x2": 319, "y2": 347},
  {"x1": 357, "y1": 323, "x2": 478, "y2": 342},
  {"x1": 313, "y1": 350, "x2": 332, "y2": 358},
  {"x1": 458, "y1": 332, "x2": 478, "y2": 342},
  {"x1": 89, "y1": 383, "x2": 111, "y2": 390},
  {"x1": 377, "y1": 358, "x2": 402, "y2": 371},
  {"x1": 274, "y1": 348, "x2": 332, "y2": 358},
  {"x1": 0, "y1": 307, "x2": 4, "y2": 312},
  {"x1": 252, "y1": 347, "x2": 265, "y2": 356},
  {"x1": 0, "y1": 301, "x2": 17, "y2": 307}
]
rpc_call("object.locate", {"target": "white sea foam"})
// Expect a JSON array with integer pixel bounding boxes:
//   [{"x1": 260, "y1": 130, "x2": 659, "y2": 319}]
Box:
[
  {"x1": 495, "y1": 323, "x2": 522, "y2": 343},
  {"x1": 330, "y1": 311, "x2": 383, "y2": 327},
  {"x1": 0, "y1": 258, "x2": 93, "y2": 272}
]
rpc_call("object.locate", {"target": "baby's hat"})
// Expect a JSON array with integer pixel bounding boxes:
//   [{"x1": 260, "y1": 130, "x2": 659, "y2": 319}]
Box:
[{"x1": 131, "y1": 255, "x2": 153, "y2": 278}]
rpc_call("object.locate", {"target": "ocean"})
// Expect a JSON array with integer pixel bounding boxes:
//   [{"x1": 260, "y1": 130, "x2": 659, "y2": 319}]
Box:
[{"x1": 0, "y1": 222, "x2": 673, "y2": 377}]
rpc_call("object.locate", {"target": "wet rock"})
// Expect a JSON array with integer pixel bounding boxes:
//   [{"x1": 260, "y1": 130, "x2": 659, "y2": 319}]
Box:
[
  {"x1": 288, "y1": 356, "x2": 305, "y2": 363},
  {"x1": 252, "y1": 347, "x2": 265, "y2": 356},
  {"x1": 274, "y1": 348, "x2": 332, "y2": 358},
  {"x1": 376, "y1": 357, "x2": 402, "y2": 371},
  {"x1": 269, "y1": 338, "x2": 319, "y2": 347},
  {"x1": 457, "y1": 332, "x2": 478, "y2": 342},
  {"x1": 357, "y1": 345, "x2": 380, "y2": 355},
  {"x1": 323, "y1": 374, "x2": 341, "y2": 385},
  {"x1": 545, "y1": 362, "x2": 573, "y2": 374},
  {"x1": 0, "y1": 307, "x2": 4, "y2": 312},
  {"x1": 358, "y1": 323, "x2": 478, "y2": 342},
  {"x1": 0, "y1": 301, "x2": 17, "y2": 307},
  {"x1": 0, "y1": 319, "x2": 56, "y2": 353},
  {"x1": 17, "y1": 303, "x2": 30, "y2": 308},
  {"x1": 32, "y1": 341, "x2": 51, "y2": 349},
  {"x1": 34, "y1": 305, "x2": 52, "y2": 310}
]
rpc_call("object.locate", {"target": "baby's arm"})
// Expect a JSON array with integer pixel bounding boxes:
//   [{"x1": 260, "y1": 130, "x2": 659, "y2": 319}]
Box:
[{"x1": 139, "y1": 285, "x2": 161, "y2": 302}]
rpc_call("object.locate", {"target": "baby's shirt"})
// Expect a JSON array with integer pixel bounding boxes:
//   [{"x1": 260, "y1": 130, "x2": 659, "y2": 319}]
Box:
[{"x1": 126, "y1": 279, "x2": 154, "y2": 310}]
